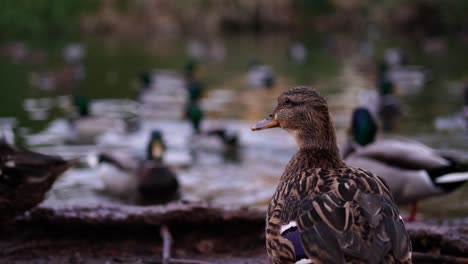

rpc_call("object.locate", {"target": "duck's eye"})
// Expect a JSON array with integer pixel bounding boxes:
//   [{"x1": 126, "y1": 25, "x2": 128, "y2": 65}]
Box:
[{"x1": 283, "y1": 98, "x2": 292, "y2": 105}]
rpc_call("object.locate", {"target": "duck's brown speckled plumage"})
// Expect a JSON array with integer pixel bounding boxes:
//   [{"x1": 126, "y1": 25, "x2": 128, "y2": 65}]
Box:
[
  {"x1": 252, "y1": 87, "x2": 412, "y2": 264},
  {"x1": 0, "y1": 141, "x2": 76, "y2": 223}
]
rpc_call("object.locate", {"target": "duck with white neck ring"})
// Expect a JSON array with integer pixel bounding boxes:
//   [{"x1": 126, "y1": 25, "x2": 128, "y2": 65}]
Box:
[{"x1": 251, "y1": 87, "x2": 412, "y2": 264}]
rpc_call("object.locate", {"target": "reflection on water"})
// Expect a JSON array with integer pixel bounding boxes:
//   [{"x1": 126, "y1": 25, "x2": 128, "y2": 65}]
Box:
[{"x1": 1, "y1": 34, "x2": 467, "y2": 220}]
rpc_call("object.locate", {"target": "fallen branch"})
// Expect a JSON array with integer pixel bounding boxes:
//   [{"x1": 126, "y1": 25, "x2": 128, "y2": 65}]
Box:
[
  {"x1": 160, "y1": 225, "x2": 213, "y2": 264},
  {"x1": 161, "y1": 225, "x2": 171, "y2": 264},
  {"x1": 2, "y1": 202, "x2": 466, "y2": 263},
  {"x1": 412, "y1": 252, "x2": 468, "y2": 264}
]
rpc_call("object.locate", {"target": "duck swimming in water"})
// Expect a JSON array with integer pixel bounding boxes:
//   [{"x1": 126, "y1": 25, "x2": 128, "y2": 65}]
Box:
[
  {"x1": 94, "y1": 130, "x2": 179, "y2": 204},
  {"x1": 343, "y1": 107, "x2": 468, "y2": 221},
  {"x1": 252, "y1": 87, "x2": 411, "y2": 264}
]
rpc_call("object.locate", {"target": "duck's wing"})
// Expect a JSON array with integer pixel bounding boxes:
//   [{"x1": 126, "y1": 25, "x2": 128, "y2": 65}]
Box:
[
  {"x1": 279, "y1": 168, "x2": 411, "y2": 263},
  {"x1": 99, "y1": 151, "x2": 139, "y2": 171},
  {"x1": 356, "y1": 138, "x2": 448, "y2": 170}
]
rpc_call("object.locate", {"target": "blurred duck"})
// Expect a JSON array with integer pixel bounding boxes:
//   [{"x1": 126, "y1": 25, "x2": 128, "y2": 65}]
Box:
[
  {"x1": 205, "y1": 128, "x2": 239, "y2": 148},
  {"x1": 26, "y1": 96, "x2": 140, "y2": 146},
  {"x1": 247, "y1": 61, "x2": 275, "y2": 89},
  {"x1": 137, "y1": 70, "x2": 188, "y2": 119},
  {"x1": 0, "y1": 42, "x2": 46, "y2": 64},
  {"x1": 380, "y1": 50, "x2": 430, "y2": 94},
  {"x1": 185, "y1": 102, "x2": 240, "y2": 149},
  {"x1": 206, "y1": 128, "x2": 241, "y2": 163},
  {"x1": 185, "y1": 73, "x2": 203, "y2": 103},
  {"x1": 434, "y1": 81, "x2": 468, "y2": 132},
  {"x1": 287, "y1": 42, "x2": 307, "y2": 64},
  {"x1": 92, "y1": 130, "x2": 179, "y2": 204},
  {"x1": 342, "y1": 107, "x2": 468, "y2": 221},
  {"x1": 0, "y1": 141, "x2": 76, "y2": 223},
  {"x1": 376, "y1": 64, "x2": 402, "y2": 131},
  {"x1": 27, "y1": 96, "x2": 132, "y2": 146},
  {"x1": 186, "y1": 102, "x2": 203, "y2": 134},
  {"x1": 0, "y1": 118, "x2": 16, "y2": 145},
  {"x1": 192, "y1": 127, "x2": 241, "y2": 163},
  {"x1": 29, "y1": 43, "x2": 85, "y2": 92}
]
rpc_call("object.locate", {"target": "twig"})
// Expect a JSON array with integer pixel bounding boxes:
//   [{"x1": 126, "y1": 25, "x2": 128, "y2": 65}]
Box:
[
  {"x1": 160, "y1": 225, "x2": 172, "y2": 264},
  {"x1": 159, "y1": 225, "x2": 212, "y2": 264},
  {"x1": 412, "y1": 252, "x2": 468, "y2": 264}
]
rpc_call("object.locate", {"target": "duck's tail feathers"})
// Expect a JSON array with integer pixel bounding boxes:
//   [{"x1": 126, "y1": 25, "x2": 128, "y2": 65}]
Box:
[
  {"x1": 435, "y1": 172, "x2": 468, "y2": 184},
  {"x1": 432, "y1": 171, "x2": 468, "y2": 192},
  {"x1": 427, "y1": 152, "x2": 468, "y2": 192}
]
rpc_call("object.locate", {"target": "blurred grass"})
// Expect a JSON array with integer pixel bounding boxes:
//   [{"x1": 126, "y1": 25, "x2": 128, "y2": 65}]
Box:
[
  {"x1": 1, "y1": 0, "x2": 468, "y2": 40},
  {"x1": 0, "y1": 0, "x2": 97, "y2": 40}
]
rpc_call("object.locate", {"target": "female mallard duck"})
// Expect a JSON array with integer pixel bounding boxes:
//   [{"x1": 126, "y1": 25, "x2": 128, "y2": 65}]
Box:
[
  {"x1": 251, "y1": 87, "x2": 411, "y2": 264},
  {"x1": 94, "y1": 130, "x2": 179, "y2": 204},
  {"x1": 343, "y1": 107, "x2": 468, "y2": 221},
  {"x1": 0, "y1": 141, "x2": 76, "y2": 222}
]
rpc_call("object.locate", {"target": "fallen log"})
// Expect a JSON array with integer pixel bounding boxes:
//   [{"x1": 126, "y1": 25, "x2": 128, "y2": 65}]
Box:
[{"x1": 0, "y1": 202, "x2": 466, "y2": 263}]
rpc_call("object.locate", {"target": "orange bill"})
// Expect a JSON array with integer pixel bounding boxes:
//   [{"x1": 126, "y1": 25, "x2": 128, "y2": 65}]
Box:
[{"x1": 251, "y1": 114, "x2": 280, "y2": 131}]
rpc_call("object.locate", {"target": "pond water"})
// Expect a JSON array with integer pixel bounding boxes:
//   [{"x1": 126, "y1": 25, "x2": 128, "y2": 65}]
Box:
[{"x1": 0, "y1": 33, "x2": 467, "y2": 220}]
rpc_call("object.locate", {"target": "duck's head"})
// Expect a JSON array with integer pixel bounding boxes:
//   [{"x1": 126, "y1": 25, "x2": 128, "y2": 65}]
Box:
[
  {"x1": 251, "y1": 86, "x2": 337, "y2": 150},
  {"x1": 73, "y1": 95, "x2": 90, "y2": 117},
  {"x1": 146, "y1": 130, "x2": 167, "y2": 161},
  {"x1": 139, "y1": 70, "x2": 152, "y2": 90},
  {"x1": 378, "y1": 77, "x2": 395, "y2": 96},
  {"x1": 350, "y1": 107, "x2": 378, "y2": 146},
  {"x1": 184, "y1": 59, "x2": 199, "y2": 78}
]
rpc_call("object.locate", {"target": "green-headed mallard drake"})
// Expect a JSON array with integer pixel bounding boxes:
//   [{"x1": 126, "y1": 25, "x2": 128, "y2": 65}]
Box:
[
  {"x1": 67, "y1": 96, "x2": 135, "y2": 142},
  {"x1": 380, "y1": 50, "x2": 429, "y2": 94},
  {"x1": 94, "y1": 130, "x2": 179, "y2": 204},
  {"x1": 186, "y1": 102, "x2": 203, "y2": 134},
  {"x1": 185, "y1": 74, "x2": 203, "y2": 103},
  {"x1": 376, "y1": 66, "x2": 402, "y2": 131},
  {"x1": 72, "y1": 95, "x2": 136, "y2": 133},
  {"x1": 251, "y1": 87, "x2": 411, "y2": 264},
  {"x1": 0, "y1": 141, "x2": 76, "y2": 223},
  {"x1": 343, "y1": 107, "x2": 468, "y2": 221}
]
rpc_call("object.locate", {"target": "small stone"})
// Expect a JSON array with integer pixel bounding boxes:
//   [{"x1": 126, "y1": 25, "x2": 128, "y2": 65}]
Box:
[{"x1": 195, "y1": 240, "x2": 214, "y2": 254}]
